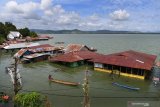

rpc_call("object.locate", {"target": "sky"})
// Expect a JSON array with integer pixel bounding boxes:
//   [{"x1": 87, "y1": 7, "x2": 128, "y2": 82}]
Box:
[{"x1": 0, "y1": 0, "x2": 160, "y2": 31}]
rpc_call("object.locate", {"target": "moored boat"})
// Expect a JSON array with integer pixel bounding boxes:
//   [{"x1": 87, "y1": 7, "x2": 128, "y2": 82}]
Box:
[
  {"x1": 112, "y1": 82, "x2": 140, "y2": 91},
  {"x1": 49, "y1": 78, "x2": 79, "y2": 86},
  {"x1": 55, "y1": 42, "x2": 65, "y2": 44}
]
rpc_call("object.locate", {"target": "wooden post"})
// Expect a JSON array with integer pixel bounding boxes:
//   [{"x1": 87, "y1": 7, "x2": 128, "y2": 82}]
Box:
[
  {"x1": 45, "y1": 96, "x2": 51, "y2": 107},
  {"x1": 14, "y1": 58, "x2": 19, "y2": 95},
  {"x1": 83, "y1": 69, "x2": 90, "y2": 107},
  {"x1": 13, "y1": 58, "x2": 22, "y2": 95},
  {"x1": 118, "y1": 66, "x2": 121, "y2": 77},
  {"x1": 137, "y1": 69, "x2": 139, "y2": 75}
]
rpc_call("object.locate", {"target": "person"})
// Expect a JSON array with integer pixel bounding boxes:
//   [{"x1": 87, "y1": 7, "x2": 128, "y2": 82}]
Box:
[{"x1": 48, "y1": 75, "x2": 53, "y2": 80}]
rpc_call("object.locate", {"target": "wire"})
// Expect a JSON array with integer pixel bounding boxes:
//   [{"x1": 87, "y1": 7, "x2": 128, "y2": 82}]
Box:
[
  {"x1": 90, "y1": 86, "x2": 158, "y2": 94},
  {"x1": 0, "y1": 84, "x2": 160, "y2": 99},
  {"x1": 0, "y1": 84, "x2": 79, "y2": 92},
  {"x1": 22, "y1": 89, "x2": 160, "y2": 99}
]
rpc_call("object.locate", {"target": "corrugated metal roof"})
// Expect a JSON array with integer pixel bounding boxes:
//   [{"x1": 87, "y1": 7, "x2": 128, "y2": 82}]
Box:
[
  {"x1": 28, "y1": 44, "x2": 62, "y2": 53},
  {"x1": 14, "y1": 49, "x2": 27, "y2": 58},
  {"x1": 50, "y1": 51, "x2": 103, "y2": 63},
  {"x1": 64, "y1": 44, "x2": 91, "y2": 53},
  {"x1": 14, "y1": 44, "x2": 62, "y2": 58},
  {"x1": 6, "y1": 39, "x2": 26, "y2": 44},
  {"x1": 23, "y1": 53, "x2": 50, "y2": 59},
  {"x1": 90, "y1": 50, "x2": 157, "y2": 70},
  {"x1": 52, "y1": 54, "x2": 83, "y2": 62},
  {"x1": 3, "y1": 42, "x2": 40, "y2": 49},
  {"x1": 29, "y1": 44, "x2": 53, "y2": 49}
]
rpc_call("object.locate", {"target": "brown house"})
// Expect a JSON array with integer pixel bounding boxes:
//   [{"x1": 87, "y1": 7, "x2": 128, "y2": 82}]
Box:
[
  {"x1": 49, "y1": 51, "x2": 102, "y2": 67},
  {"x1": 90, "y1": 50, "x2": 157, "y2": 79}
]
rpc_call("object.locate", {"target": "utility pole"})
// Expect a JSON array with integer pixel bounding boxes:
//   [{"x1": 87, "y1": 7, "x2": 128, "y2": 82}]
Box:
[
  {"x1": 13, "y1": 58, "x2": 19, "y2": 95},
  {"x1": 6, "y1": 58, "x2": 22, "y2": 107},
  {"x1": 83, "y1": 69, "x2": 90, "y2": 107}
]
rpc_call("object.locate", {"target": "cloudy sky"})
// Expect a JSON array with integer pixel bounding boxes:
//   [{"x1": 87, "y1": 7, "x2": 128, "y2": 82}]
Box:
[{"x1": 0, "y1": 0, "x2": 160, "y2": 31}]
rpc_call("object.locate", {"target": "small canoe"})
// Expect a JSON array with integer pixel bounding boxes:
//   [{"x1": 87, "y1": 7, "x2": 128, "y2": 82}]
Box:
[
  {"x1": 49, "y1": 79, "x2": 79, "y2": 86},
  {"x1": 112, "y1": 82, "x2": 140, "y2": 91},
  {"x1": 55, "y1": 42, "x2": 65, "y2": 44}
]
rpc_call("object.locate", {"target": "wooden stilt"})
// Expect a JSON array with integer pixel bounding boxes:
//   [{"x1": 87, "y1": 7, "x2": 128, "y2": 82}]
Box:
[{"x1": 118, "y1": 67, "x2": 121, "y2": 77}]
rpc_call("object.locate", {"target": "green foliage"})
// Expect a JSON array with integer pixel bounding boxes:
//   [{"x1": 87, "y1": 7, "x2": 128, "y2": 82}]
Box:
[
  {"x1": 0, "y1": 34, "x2": 5, "y2": 44},
  {"x1": 19, "y1": 28, "x2": 30, "y2": 37},
  {"x1": 4, "y1": 22, "x2": 17, "y2": 35},
  {"x1": 0, "y1": 22, "x2": 6, "y2": 35},
  {"x1": 14, "y1": 92, "x2": 44, "y2": 107},
  {"x1": 30, "y1": 31, "x2": 38, "y2": 37},
  {"x1": 0, "y1": 21, "x2": 38, "y2": 44},
  {"x1": 0, "y1": 22, "x2": 18, "y2": 44}
]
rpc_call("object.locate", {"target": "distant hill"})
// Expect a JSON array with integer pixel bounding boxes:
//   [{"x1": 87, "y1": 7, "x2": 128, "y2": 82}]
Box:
[{"x1": 31, "y1": 29, "x2": 160, "y2": 34}]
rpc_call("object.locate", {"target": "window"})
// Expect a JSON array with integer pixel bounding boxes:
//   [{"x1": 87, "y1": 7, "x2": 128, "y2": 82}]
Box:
[{"x1": 94, "y1": 63, "x2": 103, "y2": 68}]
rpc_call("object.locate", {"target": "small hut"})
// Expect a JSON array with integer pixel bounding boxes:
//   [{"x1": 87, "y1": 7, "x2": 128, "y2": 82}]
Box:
[{"x1": 7, "y1": 31, "x2": 22, "y2": 40}]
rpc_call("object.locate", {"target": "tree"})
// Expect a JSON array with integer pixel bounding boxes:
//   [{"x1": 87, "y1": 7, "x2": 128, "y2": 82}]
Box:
[
  {"x1": 14, "y1": 92, "x2": 47, "y2": 107},
  {"x1": 19, "y1": 28, "x2": 30, "y2": 37},
  {"x1": 0, "y1": 34, "x2": 5, "y2": 44},
  {"x1": 0, "y1": 22, "x2": 38, "y2": 44},
  {"x1": 30, "y1": 31, "x2": 38, "y2": 37},
  {"x1": 0, "y1": 22, "x2": 5, "y2": 35},
  {"x1": 4, "y1": 22, "x2": 17, "y2": 35},
  {"x1": 0, "y1": 22, "x2": 6, "y2": 44}
]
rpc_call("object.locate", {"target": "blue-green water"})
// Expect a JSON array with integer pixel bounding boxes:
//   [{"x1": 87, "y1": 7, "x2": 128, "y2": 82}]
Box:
[{"x1": 0, "y1": 34, "x2": 160, "y2": 107}]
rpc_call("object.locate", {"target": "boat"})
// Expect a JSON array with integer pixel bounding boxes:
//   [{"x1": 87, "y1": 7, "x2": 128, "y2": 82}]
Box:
[
  {"x1": 112, "y1": 82, "x2": 140, "y2": 91},
  {"x1": 49, "y1": 78, "x2": 79, "y2": 86},
  {"x1": 55, "y1": 42, "x2": 65, "y2": 44}
]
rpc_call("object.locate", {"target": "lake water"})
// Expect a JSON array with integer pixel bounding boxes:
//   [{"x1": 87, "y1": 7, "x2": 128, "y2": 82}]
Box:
[{"x1": 0, "y1": 34, "x2": 160, "y2": 107}]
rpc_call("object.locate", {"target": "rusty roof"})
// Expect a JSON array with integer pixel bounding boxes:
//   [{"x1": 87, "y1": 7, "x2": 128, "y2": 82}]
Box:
[
  {"x1": 90, "y1": 50, "x2": 157, "y2": 70},
  {"x1": 14, "y1": 44, "x2": 62, "y2": 58},
  {"x1": 23, "y1": 53, "x2": 50, "y2": 59},
  {"x1": 28, "y1": 44, "x2": 56, "y2": 52},
  {"x1": 29, "y1": 44, "x2": 53, "y2": 49},
  {"x1": 14, "y1": 49, "x2": 28, "y2": 58},
  {"x1": 64, "y1": 44, "x2": 91, "y2": 53},
  {"x1": 50, "y1": 51, "x2": 103, "y2": 63}
]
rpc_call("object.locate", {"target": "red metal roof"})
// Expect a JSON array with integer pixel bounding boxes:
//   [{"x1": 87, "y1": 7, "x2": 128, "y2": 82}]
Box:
[
  {"x1": 50, "y1": 51, "x2": 103, "y2": 63},
  {"x1": 90, "y1": 50, "x2": 157, "y2": 70}
]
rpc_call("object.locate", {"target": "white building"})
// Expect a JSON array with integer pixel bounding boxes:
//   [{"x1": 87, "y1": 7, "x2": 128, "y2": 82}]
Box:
[{"x1": 7, "y1": 31, "x2": 23, "y2": 40}]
